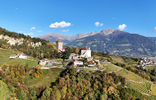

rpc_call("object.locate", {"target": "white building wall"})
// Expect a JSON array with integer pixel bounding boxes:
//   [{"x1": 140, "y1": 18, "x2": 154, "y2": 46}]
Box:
[
  {"x1": 80, "y1": 50, "x2": 91, "y2": 58},
  {"x1": 19, "y1": 55, "x2": 27, "y2": 59},
  {"x1": 86, "y1": 50, "x2": 91, "y2": 58},
  {"x1": 74, "y1": 61, "x2": 83, "y2": 67},
  {"x1": 56, "y1": 42, "x2": 63, "y2": 52}
]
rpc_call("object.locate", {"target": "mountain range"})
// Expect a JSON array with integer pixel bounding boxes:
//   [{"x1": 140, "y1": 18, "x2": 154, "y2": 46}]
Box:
[
  {"x1": 37, "y1": 28, "x2": 115, "y2": 44},
  {"x1": 38, "y1": 28, "x2": 156, "y2": 57}
]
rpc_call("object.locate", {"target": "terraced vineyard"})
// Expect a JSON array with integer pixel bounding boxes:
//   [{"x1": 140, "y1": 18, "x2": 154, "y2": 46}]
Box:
[
  {"x1": 127, "y1": 81, "x2": 151, "y2": 94},
  {"x1": 150, "y1": 84, "x2": 156, "y2": 96},
  {"x1": 0, "y1": 80, "x2": 11, "y2": 100},
  {"x1": 116, "y1": 69, "x2": 148, "y2": 82},
  {"x1": 115, "y1": 68, "x2": 156, "y2": 96},
  {"x1": 126, "y1": 71, "x2": 148, "y2": 82}
]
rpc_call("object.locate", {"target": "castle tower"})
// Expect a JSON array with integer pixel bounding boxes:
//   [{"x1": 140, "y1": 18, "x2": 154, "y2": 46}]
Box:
[{"x1": 56, "y1": 39, "x2": 63, "y2": 52}]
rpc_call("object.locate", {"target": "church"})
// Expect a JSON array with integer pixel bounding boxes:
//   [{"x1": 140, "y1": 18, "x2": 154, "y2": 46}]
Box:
[{"x1": 56, "y1": 39, "x2": 91, "y2": 59}]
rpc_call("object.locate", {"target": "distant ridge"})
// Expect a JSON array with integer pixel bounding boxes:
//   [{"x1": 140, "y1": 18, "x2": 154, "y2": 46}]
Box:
[
  {"x1": 67, "y1": 30, "x2": 156, "y2": 57},
  {"x1": 37, "y1": 28, "x2": 115, "y2": 44}
]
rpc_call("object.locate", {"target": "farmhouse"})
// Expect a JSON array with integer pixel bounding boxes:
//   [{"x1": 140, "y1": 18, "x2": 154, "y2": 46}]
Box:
[
  {"x1": 69, "y1": 53, "x2": 79, "y2": 60},
  {"x1": 39, "y1": 58, "x2": 49, "y2": 65},
  {"x1": 19, "y1": 53, "x2": 28, "y2": 59},
  {"x1": 9, "y1": 55, "x2": 18, "y2": 58},
  {"x1": 73, "y1": 60, "x2": 83, "y2": 67}
]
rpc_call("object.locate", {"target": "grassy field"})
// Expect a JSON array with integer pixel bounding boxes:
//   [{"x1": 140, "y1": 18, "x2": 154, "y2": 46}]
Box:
[
  {"x1": 94, "y1": 54, "x2": 138, "y2": 66},
  {"x1": 27, "y1": 68, "x2": 64, "y2": 87},
  {"x1": 145, "y1": 66, "x2": 156, "y2": 70},
  {"x1": 84, "y1": 68, "x2": 95, "y2": 72},
  {"x1": 0, "y1": 48, "x2": 16, "y2": 66},
  {"x1": 6, "y1": 59, "x2": 38, "y2": 67},
  {"x1": 109, "y1": 55, "x2": 126, "y2": 64},
  {"x1": 0, "y1": 80, "x2": 11, "y2": 100},
  {"x1": 103, "y1": 63, "x2": 121, "y2": 73},
  {"x1": 0, "y1": 48, "x2": 38, "y2": 67}
]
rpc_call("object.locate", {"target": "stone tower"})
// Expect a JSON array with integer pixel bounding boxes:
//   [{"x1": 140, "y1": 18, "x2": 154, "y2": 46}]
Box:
[{"x1": 56, "y1": 39, "x2": 63, "y2": 52}]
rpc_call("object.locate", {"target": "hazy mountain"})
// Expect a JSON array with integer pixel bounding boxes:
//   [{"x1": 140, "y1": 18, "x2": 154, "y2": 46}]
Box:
[
  {"x1": 67, "y1": 30, "x2": 156, "y2": 57},
  {"x1": 37, "y1": 33, "x2": 71, "y2": 45},
  {"x1": 37, "y1": 28, "x2": 115, "y2": 44}
]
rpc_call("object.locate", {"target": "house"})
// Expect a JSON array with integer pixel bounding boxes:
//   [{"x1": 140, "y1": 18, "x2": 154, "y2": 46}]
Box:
[
  {"x1": 87, "y1": 60, "x2": 96, "y2": 67},
  {"x1": 73, "y1": 60, "x2": 83, "y2": 67},
  {"x1": 69, "y1": 53, "x2": 79, "y2": 60},
  {"x1": 9, "y1": 55, "x2": 18, "y2": 58},
  {"x1": 19, "y1": 53, "x2": 27, "y2": 59},
  {"x1": 39, "y1": 58, "x2": 49, "y2": 65},
  {"x1": 79, "y1": 46, "x2": 91, "y2": 58},
  {"x1": 69, "y1": 46, "x2": 92, "y2": 60}
]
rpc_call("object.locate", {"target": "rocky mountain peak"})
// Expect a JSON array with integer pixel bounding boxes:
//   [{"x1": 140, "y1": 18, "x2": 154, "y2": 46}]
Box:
[{"x1": 101, "y1": 28, "x2": 115, "y2": 35}]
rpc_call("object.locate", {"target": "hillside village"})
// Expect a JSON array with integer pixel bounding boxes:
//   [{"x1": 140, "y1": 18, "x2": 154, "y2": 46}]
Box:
[
  {"x1": 35, "y1": 39, "x2": 156, "y2": 72},
  {"x1": 38, "y1": 39, "x2": 103, "y2": 71}
]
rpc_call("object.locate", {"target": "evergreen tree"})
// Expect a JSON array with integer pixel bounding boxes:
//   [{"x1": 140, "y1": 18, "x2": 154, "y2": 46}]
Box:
[{"x1": 62, "y1": 46, "x2": 71, "y2": 60}]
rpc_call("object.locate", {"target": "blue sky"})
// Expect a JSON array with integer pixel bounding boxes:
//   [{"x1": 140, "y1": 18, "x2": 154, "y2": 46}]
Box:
[{"x1": 0, "y1": 0, "x2": 156, "y2": 37}]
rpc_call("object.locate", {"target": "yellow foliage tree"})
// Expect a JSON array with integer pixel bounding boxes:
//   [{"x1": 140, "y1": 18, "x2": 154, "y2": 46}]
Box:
[
  {"x1": 34, "y1": 66, "x2": 43, "y2": 78},
  {"x1": 1, "y1": 62, "x2": 8, "y2": 71},
  {"x1": 34, "y1": 72, "x2": 39, "y2": 78}
]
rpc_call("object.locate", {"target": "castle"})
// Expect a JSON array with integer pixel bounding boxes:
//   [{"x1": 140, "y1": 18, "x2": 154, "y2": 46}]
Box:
[{"x1": 56, "y1": 39, "x2": 91, "y2": 59}]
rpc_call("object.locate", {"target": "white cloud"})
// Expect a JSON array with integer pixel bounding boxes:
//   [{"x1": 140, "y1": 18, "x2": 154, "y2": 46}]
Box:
[
  {"x1": 30, "y1": 27, "x2": 35, "y2": 30},
  {"x1": 38, "y1": 30, "x2": 42, "y2": 32},
  {"x1": 117, "y1": 24, "x2": 127, "y2": 31},
  {"x1": 100, "y1": 23, "x2": 103, "y2": 26},
  {"x1": 95, "y1": 22, "x2": 103, "y2": 27},
  {"x1": 153, "y1": 27, "x2": 156, "y2": 31},
  {"x1": 24, "y1": 32, "x2": 33, "y2": 36},
  {"x1": 62, "y1": 29, "x2": 69, "y2": 32},
  {"x1": 49, "y1": 21, "x2": 71, "y2": 29}
]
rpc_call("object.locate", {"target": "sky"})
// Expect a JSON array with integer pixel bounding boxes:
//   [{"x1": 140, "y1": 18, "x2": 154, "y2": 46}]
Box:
[{"x1": 0, "y1": 0, "x2": 156, "y2": 37}]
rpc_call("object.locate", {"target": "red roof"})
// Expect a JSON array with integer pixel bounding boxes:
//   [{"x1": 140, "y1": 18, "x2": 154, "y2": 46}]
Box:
[{"x1": 56, "y1": 39, "x2": 63, "y2": 43}]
